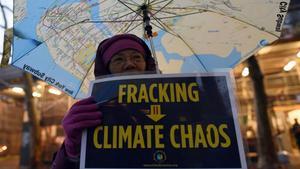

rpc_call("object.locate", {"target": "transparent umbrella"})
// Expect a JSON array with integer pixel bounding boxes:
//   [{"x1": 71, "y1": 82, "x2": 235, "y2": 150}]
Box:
[{"x1": 12, "y1": 0, "x2": 290, "y2": 98}]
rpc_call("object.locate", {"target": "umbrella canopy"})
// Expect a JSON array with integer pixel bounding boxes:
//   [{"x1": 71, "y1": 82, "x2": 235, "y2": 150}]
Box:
[{"x1": 12, "y1": 0, "x2": 290, "y2": 98}]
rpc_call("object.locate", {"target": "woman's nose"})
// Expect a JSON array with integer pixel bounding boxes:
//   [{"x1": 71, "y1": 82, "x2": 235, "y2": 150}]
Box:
[{"x1": 123, "y1": 59, "x2": 136, "y2": 69}]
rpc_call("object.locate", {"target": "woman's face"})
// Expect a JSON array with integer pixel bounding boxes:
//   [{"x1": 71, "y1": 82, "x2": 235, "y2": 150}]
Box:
[{"x1": 108, "y1": 49, "x2": 146, "y2": 74}]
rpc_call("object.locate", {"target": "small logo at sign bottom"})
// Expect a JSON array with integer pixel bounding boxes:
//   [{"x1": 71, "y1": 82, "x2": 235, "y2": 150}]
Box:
[{"x1": 153, "y1": 150, "x2": 167, "y2": 163}]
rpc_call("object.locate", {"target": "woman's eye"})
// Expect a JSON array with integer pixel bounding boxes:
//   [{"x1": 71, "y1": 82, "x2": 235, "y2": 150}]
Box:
[
  {"x1": 134, "y1": 55, "x2": 142, "y2": 58},
  {"x1": 133, "y1": 55, "x2": 143, "y2": 61},
  {"x1": 112, "y1": 58, "x2": 124, "y2": 64}
]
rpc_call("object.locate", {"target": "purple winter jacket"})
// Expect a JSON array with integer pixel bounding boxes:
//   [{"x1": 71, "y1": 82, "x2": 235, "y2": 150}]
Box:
[{"x1": 51, "y1": 142, "x2": 79, "y2": 169}]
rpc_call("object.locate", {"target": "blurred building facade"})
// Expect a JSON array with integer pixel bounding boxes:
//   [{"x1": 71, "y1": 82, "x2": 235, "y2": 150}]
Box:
[
  {"x1": 234, "y1": 40, "x2": 300, "y2": 162},
  {"x1": 0, "y1": 69, "x2": 74, "y2": 163},
  {"x1": 233, "y1": 2, "x2": 300, "y2": 163},
  {"x1": 0, "y1": 96, "x2": 23, "y2": 156}
]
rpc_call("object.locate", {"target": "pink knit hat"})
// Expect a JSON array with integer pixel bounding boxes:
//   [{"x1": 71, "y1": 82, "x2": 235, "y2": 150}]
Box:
[
  {"x1": 101, "y1": 39, "x2": 146, "y2": 66},
  {"x1": 94, "y1": 34, "x2": 156, "y2": 76}
]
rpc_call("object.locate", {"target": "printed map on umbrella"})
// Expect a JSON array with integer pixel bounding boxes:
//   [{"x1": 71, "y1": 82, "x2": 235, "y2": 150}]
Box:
[{"x1": 12, "y1": 0, "x2": 290, "y2": 98}]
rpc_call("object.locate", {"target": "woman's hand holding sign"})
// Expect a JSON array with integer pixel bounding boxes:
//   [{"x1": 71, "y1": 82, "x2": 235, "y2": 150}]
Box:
[{"x1": 62, "y1": 97, "x2": 102, "y2": 158}]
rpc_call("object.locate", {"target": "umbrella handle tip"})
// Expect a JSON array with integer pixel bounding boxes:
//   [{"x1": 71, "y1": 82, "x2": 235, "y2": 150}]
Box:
[{"x1": 144, "y1": 32, "x2": 158, "y2": 39}]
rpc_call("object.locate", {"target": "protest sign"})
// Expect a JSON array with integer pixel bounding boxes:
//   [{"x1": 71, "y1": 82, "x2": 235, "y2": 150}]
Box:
[{"x1": 80, "y1": 73, "x2": 247, "y2": 169}]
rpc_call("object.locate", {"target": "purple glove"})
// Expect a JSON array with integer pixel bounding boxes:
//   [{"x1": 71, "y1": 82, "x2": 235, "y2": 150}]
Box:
[{"x1": 62, "y1": 96, "x2": 102, "y2": 158}]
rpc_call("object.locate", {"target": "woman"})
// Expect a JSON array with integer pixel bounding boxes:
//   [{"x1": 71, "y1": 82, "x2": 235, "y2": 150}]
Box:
[{"x1": 51, "y1": 34, "x2": 157, "y2": 169}]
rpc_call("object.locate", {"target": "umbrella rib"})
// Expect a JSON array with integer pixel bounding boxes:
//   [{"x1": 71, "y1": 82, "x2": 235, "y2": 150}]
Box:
[
  {"x1": 118, "y1": 0, "x2": 142, "y2": 17},
  {"x1": 117, "y1": 12, "x2": 140, "y2": 33},
  {"x1": 152, "y1": 6, "x2": 202, "y2": 10},
  {"x1": 151, "y1": 22, "x2": 177, "y2": 37},
  {"x1": 41, "y1": 2, "x2": 99, "y2": 37},
  {"x1": 65, "y1": 18, "x2": 141, "y2": 32},
  {"x1": 152, "y1": 6, "x2": 279, "y2": 38},
  {"x1": 74, "y1": 62, "x2": 95, "y2": 98},
  {"x1": 150, "y1": 0, "x2": 168, "y2": 6},
  {"x1": 110, "y1": 10, "x2": 138, "y2": 22},
  {"x1": 151, "y1": 15, "x2": 208, "y2": 72},
  {"x1": 99, "y1": 1, "x2": 140, "y2": 20},
  {"x1": 124, "y1": 22, "x2": 144, "y2": 34},
  {"x1": 84, "y1": 19, "x2": 143, "y2": 23},
  {"x1": 150, "y1": 8, "x2": 207, "y2": 20},
  {"x1": 150, "y1": 8, "x2": 179, "y2": 16},
  {"x1": 223, "y1": 15, "x2": 280, "y2": 38},
  {"x1": 151, "y1": 15, "x2": 177, "y2": 36},
  {"x1": 52, "y1": 9, "x2": 139, "y2": 40},
  {"x1": 151, "y1": 7, "x2": 208, "y2": 18},
  {"x1": 36, "y1": 7, "x2": 202, "y2": 41},
  {"x1": 120, "y1": 0, "x2": 140, "y2": 7},
  {"x1": 152, "y1": 0, "x2": 174, "y2": 16},
  {"x1": 78, "y1": 2, "x2": 137, "y2": 26}
]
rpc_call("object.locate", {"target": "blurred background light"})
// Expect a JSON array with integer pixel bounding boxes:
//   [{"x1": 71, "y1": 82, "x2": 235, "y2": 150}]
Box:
[
  {"x1": 242, "y1": 67, "x2": 249, "y2": 77},
  {"x1": 0, "y1": 145, "x2": 8, "y2": 152},
  {"x1": 297, "y1": 51, "x2": 300, "y2": 58},
  {"x1": 283, "y1": 60, "x2": 296, "y2": 71},
  {"x1": 12, "y1": 87, "x2": 24, "y2": 94},
  {"x1": 48, "y1": 87, "x2": 62, "y2": 95},
  {"x1": 32, "y1": 91, "x2": 42, "y2": 97}
]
